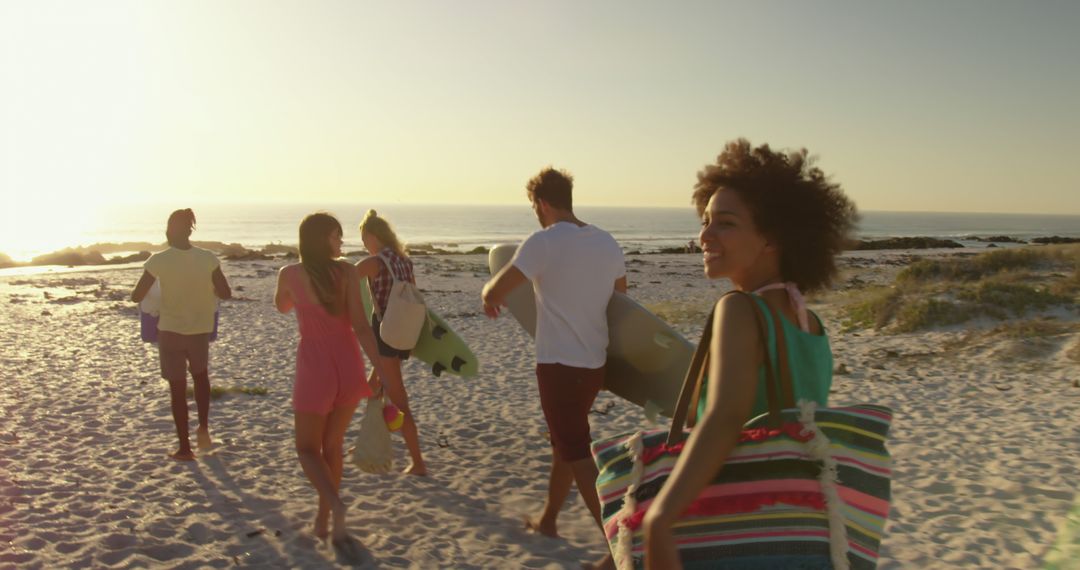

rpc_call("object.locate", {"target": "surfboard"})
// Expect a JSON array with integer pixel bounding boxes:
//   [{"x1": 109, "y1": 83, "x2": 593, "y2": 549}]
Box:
[
  {"x1": 360, "y1": 279, "x2": 478, "y2": 378},
  {"x1": 139, "y1": 280, "x2": 219, "y2": 343},
  {"x1": 488, "y1": 243, "x2": 694, "y2": 418}
]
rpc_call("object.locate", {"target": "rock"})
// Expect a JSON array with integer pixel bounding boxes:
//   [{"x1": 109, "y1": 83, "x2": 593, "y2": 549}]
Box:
[
  {"x1": 850, "y1": 237, "x2": 965, "y2": 250},
  {"x1": 31, "y1": 249, "x2": 106, "y2": 266},
  {"x1": 1032, "y1": 236, "x2": 1080, "y2": 244},
  {"x1": 965, "y1": 235, "x2": 1025, "y2": 244},
  {"x1": 834, "y1": 363, "x2": 850, "y2": 375},
  {"x1": 260, "y1": 243, "x2": 298, "y2": 256},
  {"x1": 106, "y1": 251, "x2": 151, "y2": 264},
  {"x1": 225, "y1": 251, "x2": 273, "y2": 261}
]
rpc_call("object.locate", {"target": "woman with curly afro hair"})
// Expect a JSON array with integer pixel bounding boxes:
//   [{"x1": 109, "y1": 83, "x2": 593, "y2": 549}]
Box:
[{"x1": 642, "y1": 139, "x2": 858, "y2": 569}]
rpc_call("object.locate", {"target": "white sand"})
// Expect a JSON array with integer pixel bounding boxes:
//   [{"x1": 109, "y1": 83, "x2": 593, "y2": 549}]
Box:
[{"x1": 1, "y1": 251, "x2": 1078, "y2": 568}]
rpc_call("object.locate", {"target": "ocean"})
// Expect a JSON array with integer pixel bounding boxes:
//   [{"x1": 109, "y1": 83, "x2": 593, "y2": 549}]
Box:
[{"x1": 5, "y1": 203, "x2": 1080, "y2": 262}]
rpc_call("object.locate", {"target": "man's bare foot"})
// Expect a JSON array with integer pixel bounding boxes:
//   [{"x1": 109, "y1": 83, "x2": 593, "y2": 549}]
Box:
[
  {"x1": 170, "y1": 449, "x2": 196, "y2": 461},
  {"x1": 581, "y1": 552, "x2": 615, "y2": 570},
  {"x1": 196, "y1": 427, "x2": 213, "y2": 450},
  {"x1": 523, "y1": 515, "x2": 559, "y2": 538},
  {"x1": 314, "y1": 510, "x2": 329, "y2": 539},
  {"x1": 403, "y1": 463, "x2": 428, "y2": 476}
]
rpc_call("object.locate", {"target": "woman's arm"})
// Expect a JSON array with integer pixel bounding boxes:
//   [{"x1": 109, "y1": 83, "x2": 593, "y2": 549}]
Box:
[
  {"x1": 354, "y1": 256, "x2": 381, "y2": 280},
  {"x1": 354, "y1": 256, "x2": 382, "y2": 316},
  {"x1": 344, "y1": 262, "x2": 389, "y2": 383},
  {"x1": 642, "y1": 294, "x2": 764, "y2": 569},
  {"x1": 274, "y1": 266, "x2": 294, "y2": 313}
]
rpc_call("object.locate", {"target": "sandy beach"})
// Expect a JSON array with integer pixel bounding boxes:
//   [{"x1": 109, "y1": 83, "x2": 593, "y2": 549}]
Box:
[{"x1": 2, "y1": 248, "x2": 1078, "y2": 569}]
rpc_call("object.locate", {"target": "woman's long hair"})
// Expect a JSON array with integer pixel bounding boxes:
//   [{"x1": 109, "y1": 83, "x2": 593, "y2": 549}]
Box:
[
  {"x1": 298, "y1": 213, "x2": 345, "y2": 315},
  {"x1": 359, "y1": 209, "x2": 406, "y2": 256}
]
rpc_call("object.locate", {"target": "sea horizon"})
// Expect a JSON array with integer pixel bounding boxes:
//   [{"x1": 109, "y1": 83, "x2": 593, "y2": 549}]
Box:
[{"x1": 3, "y1": 203, "x2": 1079, "y2": 264}]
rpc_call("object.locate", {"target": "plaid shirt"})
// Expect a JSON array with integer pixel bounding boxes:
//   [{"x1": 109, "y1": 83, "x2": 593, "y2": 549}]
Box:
[{"x1": 371, "y1": 247, "x2": 415, "y2": 315}]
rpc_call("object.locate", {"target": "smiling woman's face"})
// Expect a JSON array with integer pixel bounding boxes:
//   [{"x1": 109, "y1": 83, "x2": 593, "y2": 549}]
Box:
[{"x1": 698, "y1": 189, "x2": 768, "y2": 282}]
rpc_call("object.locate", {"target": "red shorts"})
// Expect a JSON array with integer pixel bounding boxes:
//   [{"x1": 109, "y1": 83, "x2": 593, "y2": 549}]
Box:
[
  {"x1": 536, "y1": 363, "x2": 604, "y2": 462},
  {"x1": 158, "y1": 331, "x2": 210, "y2": 381}
]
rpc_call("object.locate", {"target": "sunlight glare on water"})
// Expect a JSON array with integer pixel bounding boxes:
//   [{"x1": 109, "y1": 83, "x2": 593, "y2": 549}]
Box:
[{"x1": 0, "y1": 197, "x2": 105, "y2": 263}]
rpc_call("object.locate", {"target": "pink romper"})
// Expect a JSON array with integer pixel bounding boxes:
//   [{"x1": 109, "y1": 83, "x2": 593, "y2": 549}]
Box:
[{"x1": 288, "y1": 267, "x2": 372, "y2": 414}]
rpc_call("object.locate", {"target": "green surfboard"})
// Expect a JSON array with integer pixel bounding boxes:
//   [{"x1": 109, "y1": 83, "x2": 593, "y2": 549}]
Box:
[{"x1": 360, "y1": 279, "x2": 478, "y2": 378}]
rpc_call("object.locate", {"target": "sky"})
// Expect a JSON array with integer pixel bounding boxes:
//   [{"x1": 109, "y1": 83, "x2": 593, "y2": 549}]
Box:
[{"x1": 2, "y1": 0, "x2": 1079, "y2": 231}]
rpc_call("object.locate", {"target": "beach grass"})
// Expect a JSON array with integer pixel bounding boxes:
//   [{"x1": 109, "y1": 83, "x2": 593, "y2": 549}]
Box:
[
  {"x1": 897, "y1": 244, "x2": 1080, "y2": 283},
  {"x1": 843, "y1": 245, "x2": 1080, "y2": 332},
  {"x1": 644, "y1": 300, "x2": 708, "y2": 325},
  {"x1": 185, "y1": 385, "x2": 268, "y2": 400},
  {"x1": 1067, "y1": 339, "x2": 1080, "y2": 364}
]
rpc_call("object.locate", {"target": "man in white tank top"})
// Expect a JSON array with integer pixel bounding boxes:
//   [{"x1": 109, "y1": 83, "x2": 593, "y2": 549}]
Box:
[{"x1": 483, "y1": 167, "x2": 626, "y2": 568}]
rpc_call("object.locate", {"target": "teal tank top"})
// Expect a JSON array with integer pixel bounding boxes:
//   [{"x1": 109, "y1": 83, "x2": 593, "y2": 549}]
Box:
[{"x1": 696, "y1": 295, "x2": 833, "y2": 421}]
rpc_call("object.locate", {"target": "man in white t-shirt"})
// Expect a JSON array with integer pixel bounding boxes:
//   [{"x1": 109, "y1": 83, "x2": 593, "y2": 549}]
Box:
[{"x1": 483, "y1": 168, "x2": 626, "y2": 567}]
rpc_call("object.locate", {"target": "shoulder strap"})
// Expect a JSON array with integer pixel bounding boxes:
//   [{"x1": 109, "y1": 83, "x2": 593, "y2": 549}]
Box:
[
  {"x1": 376, "y1": 252, "x2": 399, "y2": 284},
  {"x1": 667, "y1": 307, "x2": 713, "y2": 446},
  {"x1": 666, "y1": 291, "x2": 789, "y2": 446}
]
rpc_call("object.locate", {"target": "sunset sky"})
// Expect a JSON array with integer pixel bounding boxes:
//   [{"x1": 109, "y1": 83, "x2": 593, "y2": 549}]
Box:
[{"x1": 3, "y1": 0, "x2": 1079, "y2": 225}]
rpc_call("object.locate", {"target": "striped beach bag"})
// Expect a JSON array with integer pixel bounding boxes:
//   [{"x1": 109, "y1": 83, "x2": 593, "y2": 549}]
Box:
[{"x1": 592, "y1": 293, "x2": 893, "y2": 569}]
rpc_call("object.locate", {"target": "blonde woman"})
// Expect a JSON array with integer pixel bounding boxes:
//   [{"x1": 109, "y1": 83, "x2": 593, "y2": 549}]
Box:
[{"x1": 354, "y1": 210, "x2": 428, "y2": 476}]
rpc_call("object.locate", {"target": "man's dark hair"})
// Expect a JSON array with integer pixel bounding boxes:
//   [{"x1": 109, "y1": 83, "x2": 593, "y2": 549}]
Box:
[
  {"x1": 526, "y1": 167, "x2": 574, "y2": 211},
  {"x1": 692, "y1": 139, "x2": 858, "y2": 293}
]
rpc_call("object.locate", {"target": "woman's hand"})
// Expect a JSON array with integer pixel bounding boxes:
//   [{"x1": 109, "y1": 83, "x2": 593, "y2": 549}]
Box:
[
  {"x1": 368, "y1": 370, "x2": 383, "y2": 397},
  {"x1": 643, "y1": 509, "x2": 682, "y2": 570}
]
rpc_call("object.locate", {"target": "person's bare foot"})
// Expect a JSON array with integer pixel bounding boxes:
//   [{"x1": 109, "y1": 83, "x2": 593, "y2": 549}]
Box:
[
  {"x1": 196, "y1": 427, "x2": 212, "y2": 450},
  {"x1": 331, "y1": 501, "x2": 348, "y2": 542},
  {"x1": 523, "y1": 515, "x2": 559, "y2": 538},
  {"x1": 314, "y1": 510, "x2": 329, "y2": 539},
  {"x1": 170, "y1": 449, "x2": 196, "y2": 461},
  {"x1": 581, "y1": 552, "x2": 615, "y2": 570},
  {"x1": 403, "y1": 462, "x2": 428, "y2": 477}
]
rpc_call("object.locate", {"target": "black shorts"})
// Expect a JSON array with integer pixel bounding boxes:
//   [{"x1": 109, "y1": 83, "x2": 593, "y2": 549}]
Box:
[{"x1": 371, "y1": 315, "x2": 411, "y2": 360}]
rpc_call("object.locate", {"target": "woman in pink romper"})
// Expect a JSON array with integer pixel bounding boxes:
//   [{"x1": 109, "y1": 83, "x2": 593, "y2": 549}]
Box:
[{"x1": 274, "y1": 213, "x2": 387, "y2": 558}]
